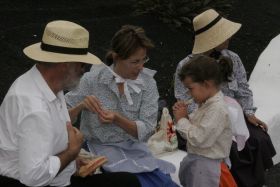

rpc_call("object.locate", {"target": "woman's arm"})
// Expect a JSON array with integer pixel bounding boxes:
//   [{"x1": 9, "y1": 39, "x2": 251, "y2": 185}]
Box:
[
  {"x1": 98, "y1": 111, "x2": 138, "y2": 138},
  {"x1": 230, "y1": 53, "x2": 256, "y2": 115}
]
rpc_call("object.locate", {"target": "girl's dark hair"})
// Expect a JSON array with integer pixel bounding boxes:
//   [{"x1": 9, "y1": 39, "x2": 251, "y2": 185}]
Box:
[
  {"x1": 105, "y1": 25, "x2": 154, "y2": 65},
  {"x1": 179, "y1": 55, "x2": 233, "y2": 85}
]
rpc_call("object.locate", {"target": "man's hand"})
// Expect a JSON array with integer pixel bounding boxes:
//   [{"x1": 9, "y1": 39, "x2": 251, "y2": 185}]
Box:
[
  {"x1": 246, "y1": 114, "x2": 268, "y2": 132},
  {"x1": 66, "y1": 122, "x2": 84, "y2": 160},
  {"x1": 173, "y1": 101, "x2": 188, "y2": 123},
  {"x1": 76, "y1": 157, "x2": 88, "y2": 172},
  {"x1": 56, "y1": 122, "x2": 84, "y2": 174}
]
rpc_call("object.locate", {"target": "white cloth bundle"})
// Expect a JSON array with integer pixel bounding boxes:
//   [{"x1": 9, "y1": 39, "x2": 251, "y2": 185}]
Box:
[{"x1": 148, "y1": 108, "x2": 178, "y2": 155}]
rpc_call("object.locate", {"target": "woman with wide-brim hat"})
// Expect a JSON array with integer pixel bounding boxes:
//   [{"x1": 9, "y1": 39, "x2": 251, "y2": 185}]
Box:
[{"x1": 174, "y1": 9, "x2": 276, "y2": 187}]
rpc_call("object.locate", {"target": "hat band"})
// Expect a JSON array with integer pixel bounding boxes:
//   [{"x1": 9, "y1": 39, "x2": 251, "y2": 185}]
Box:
[
  {"x1": 195, "y1": 15, "x2": 222, "y2": 35},
  {"x1": 41, "y1": 42, "x2": 88, "y2": 55}
]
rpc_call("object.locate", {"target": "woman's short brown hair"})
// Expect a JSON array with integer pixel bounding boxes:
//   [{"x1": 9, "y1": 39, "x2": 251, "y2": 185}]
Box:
[{"x1": 106, "y1": 25, "x2": 154, "y2": 65}]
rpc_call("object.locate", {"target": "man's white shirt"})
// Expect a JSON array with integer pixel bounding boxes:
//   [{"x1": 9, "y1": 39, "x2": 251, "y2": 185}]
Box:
[{"x1": 0, "y1": 66, "x2": 75, "y2": 186}]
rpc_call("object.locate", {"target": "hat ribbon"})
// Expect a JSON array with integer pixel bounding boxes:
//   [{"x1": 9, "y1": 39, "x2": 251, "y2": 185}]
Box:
[
  {"x1": 41, "y1": 42, "x2": 88, "y2": 55},
  {"x1": 195, "y1": 15, "x2": 222, "y2": 35}
]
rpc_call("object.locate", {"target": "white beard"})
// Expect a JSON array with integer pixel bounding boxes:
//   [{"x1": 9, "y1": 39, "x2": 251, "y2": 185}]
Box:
[
  {"x1": 63, "y1": 65, "x2": 82, "y2": 91},
  {"x1": 64, "y1": 78, "x2": 80, "y2": 91}
]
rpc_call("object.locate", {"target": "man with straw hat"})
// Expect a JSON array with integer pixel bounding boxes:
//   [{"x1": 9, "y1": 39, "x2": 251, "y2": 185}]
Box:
[
  {"x1": 174, "y1": 9, "x2": 275, "y2": 187},
  {"x1": 0, "y1": 20, "x2": 141, "y2": 187}
]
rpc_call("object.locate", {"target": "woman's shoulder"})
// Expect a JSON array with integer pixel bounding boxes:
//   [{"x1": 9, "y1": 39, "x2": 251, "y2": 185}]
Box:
[
  {"x1": 89, "y1": 64, "x2": 108, "y2": 74},
  {"x1": 222, "y1": 49, "x2": 241, "y2": 61},
  {"x1": 139, "y1": 68, "x2": 158, "y2": 90},
  {"x1": 84, "y1": 64, "x2": 111, "y2": 81},
  {"x1": 177, "y1": 54, "x2": 193, "y2": 68},
  {"x1": 140, "y1": 68, "x2": 157, "y2": 82}
]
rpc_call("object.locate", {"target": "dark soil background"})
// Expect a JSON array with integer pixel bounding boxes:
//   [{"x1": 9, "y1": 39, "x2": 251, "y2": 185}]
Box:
[
  {"x1": 1, "y1": 0, "x2": 280, "y2": 106},
  {"x1": 1, "y1": 0, "x2": 280, "y2": 185}
]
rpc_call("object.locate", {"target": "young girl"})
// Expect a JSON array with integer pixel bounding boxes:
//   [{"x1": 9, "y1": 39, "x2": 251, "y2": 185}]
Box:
[{"x1": 173, "y1": 55, "x2": 234, "y2": 187}]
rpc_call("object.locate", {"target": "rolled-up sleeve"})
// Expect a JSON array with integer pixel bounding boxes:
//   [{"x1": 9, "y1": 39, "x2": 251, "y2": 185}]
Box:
[
  {"x1": 18, "y1": 111, "x2": 61, "y2": 186},
  {"x1": 135, "y1": 79, "x2": 159, "y2": 142}
]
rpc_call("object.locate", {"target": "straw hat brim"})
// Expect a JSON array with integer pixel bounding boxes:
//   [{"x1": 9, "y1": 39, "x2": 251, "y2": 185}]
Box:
[
  {"x1": 23, "y1": 42, "x2": 102, "y2": 65},
  {"x1": 192, "y1": 18, "x2": 241, "y2": 54}
]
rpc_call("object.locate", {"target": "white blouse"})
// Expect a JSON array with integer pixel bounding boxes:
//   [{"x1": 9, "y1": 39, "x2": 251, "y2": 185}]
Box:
[{"x1": 176, "y1": 91, "x2": 233, "y2": 159}]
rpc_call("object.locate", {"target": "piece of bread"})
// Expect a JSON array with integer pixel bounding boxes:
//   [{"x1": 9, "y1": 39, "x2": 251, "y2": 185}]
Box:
[{"x1": 78, "y1": 156, "x2": 108, "y2": 177}]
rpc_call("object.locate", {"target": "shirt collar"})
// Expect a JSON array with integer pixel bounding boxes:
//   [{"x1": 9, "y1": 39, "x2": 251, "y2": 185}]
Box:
[
  {"x1": 202, "y1": 91, "x2": 224, "y2": 107},
  {"x1": 98, "y1": 64, "x2": 156, "y2": 89},
  {"x1": 98, "y1": 64, "x2": 156, "y2": 105},
  {"x1": 31, "y1": 65, "x2": 61, "y2": 102}
]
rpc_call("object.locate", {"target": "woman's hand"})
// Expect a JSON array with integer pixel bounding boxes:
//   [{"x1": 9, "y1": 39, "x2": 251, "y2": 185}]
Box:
[
  {"x1": 173, "y1": 101, "x2": 188, "y2": 123},
  {"x1": 98, "y1": 110, "x2": 117, "y2": 124},
  {"x1": 69, "y1": 96, "x2": 103, "y2": 122},
  {"x1": 246, "y1": 114, "x2": 268, "y2": 132},
  {"x1": 82, "y1": 95, "x2": 103, "y2": 114}
]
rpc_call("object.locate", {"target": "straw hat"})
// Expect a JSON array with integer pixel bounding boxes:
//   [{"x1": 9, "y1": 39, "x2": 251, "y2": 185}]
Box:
[
  {"x1": 192, "y1": 9, "x2": 241, "y2": 54},
  {"x1": 23, "y1": 20, "x2": 102, "y2": 65}
]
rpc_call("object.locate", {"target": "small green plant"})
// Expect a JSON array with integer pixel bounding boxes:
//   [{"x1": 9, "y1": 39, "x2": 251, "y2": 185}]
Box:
[{"x1": 134, "y1": 0, "x2": 234, "y2": 30}]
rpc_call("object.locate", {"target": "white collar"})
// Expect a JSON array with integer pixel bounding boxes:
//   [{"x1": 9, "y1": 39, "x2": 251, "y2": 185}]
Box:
[{"x1": 107, "y1": 65, "x2": 156, "y2": 105}]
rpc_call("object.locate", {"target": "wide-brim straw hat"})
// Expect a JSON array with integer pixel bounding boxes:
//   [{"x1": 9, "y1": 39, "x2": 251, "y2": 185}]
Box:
[
  {"x1": 192, "y1": 9, "x2": 241, "y2": 54},
  {"x1": 24, "y1": 20, "x2": 102, "y2": 65}
]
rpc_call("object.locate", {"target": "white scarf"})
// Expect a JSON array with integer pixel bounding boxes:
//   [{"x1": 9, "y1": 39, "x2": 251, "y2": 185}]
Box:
[{"x1": 107, "y1": 66, "x2": 156, "y2": 105}]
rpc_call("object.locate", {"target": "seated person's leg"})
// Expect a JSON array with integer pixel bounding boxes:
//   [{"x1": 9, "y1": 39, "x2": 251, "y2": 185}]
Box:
[
  {"x1": 135, "y1": 169, "x2": 179, "y2": 187},
  {"x1": 70, "y1": 172, "x2": 141, "y2": 187}
]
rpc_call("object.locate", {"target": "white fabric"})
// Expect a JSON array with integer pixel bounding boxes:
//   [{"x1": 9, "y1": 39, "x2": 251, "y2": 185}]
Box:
[
  {"x1": 249, "y1": 34, "x2": 280, "y2": 164},
  {"x1": 148, "y1": 108, "x2": 178, "y2": 155},
  {"x1": 176, "y1": 92, "x2": 232, "y2": 159},
  {"x1": 224, "y1": 96, "x2": 250, "y2": 151},
  {"x1": 107, "y1": 66, "x2": 156, "y2": 105},
  {"x1": 0, "y1": 66, "x2": 75, "y2": 186},
  {"x1": 158, "y1": 150, "x2": 187, "y2": 186}
]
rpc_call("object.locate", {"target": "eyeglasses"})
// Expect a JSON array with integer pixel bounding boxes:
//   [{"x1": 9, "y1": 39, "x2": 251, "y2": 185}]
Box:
[{"x1": 128, "y1": 56, "x2": 150, "y2": 66}]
